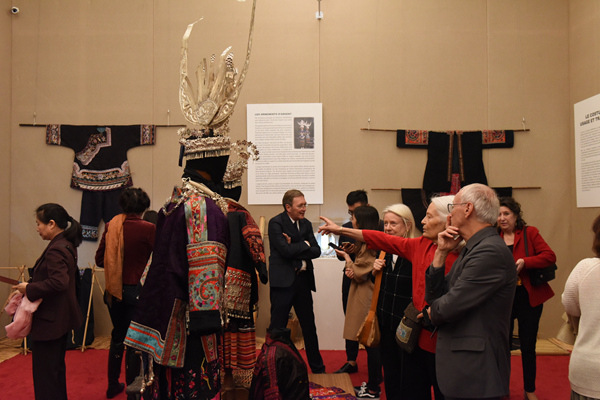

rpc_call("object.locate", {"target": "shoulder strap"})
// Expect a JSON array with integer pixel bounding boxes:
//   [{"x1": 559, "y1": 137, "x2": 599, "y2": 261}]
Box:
[
  {"x1": 523, "y1": 226, "x2": 529, "y2": 257},
  {"x1": 369, "y1": 251, "x2": 387, "y2": 312}
]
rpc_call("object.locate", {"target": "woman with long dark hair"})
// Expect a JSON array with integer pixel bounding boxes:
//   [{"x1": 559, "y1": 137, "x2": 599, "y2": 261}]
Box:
[
  {"x1": 12, "y1": 203, "x2": 84, "y2": 400},
  {"x1": 334, "y1": 205, "x2": 382, "y2": 399},
  {"x1": 497, "y1": 197, "x2": 556, "y2": 400}
]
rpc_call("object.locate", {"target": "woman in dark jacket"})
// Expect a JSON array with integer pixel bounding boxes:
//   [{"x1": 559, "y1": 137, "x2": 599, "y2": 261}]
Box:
[
  {"x1": 13, "y1": 203, "x2": 84, "y2": 400},
  {"x1": 497, "y1": 197, "x2": 556, "y2": 400},
  {"x1": 371, "y1": 203, "x2": 417, "y2": 400},
  {"x1": 95, "y1": 187, "x2": 155, "y2": 399}
]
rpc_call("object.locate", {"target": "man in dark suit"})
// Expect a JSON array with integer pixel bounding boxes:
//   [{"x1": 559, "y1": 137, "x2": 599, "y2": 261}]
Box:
[
  {"x1": 425, "y1": 183, "x2": 517, "y2": 400},
  {"x1": 268, "y1": 189, "x2": 326, "y2": 373}
]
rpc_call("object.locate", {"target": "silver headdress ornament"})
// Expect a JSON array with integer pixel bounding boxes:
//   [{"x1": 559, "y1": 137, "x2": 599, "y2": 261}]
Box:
[
  {"x1": 178, "y1": 0, "x2": 258, "y2": 164},
  {"x1": 222, "y1": 140, "x2": 259, "y2": 188}
]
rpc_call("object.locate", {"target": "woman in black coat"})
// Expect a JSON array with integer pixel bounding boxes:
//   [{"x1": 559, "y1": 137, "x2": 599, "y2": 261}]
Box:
[{"x1": 13, "y1": 203, "x2": 84, "y2": 400}]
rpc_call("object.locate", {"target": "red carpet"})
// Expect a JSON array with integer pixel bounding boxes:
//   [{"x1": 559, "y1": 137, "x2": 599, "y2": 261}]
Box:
[{"x1": 0, "y1": 348, "x2": 570, "y2": 399}]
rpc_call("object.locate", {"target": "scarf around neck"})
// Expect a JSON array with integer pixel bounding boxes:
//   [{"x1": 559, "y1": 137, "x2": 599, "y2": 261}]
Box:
[{"x1": 104, "y1": 213, "x2": 127, "y2": 300}]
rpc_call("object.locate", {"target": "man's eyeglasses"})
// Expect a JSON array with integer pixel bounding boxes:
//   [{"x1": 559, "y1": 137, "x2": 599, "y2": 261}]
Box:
[{"x1": 447, "y1": 203, "x2": 468, "y2": 212}]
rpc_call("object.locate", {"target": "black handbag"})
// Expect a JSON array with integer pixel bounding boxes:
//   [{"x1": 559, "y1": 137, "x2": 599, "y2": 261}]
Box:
[
  {"x1": 523, "y1": 226, "x2": 557, "y2": 286},
  {"x1": 395, "y1": 302, "x2": 422, "y2": 354}
]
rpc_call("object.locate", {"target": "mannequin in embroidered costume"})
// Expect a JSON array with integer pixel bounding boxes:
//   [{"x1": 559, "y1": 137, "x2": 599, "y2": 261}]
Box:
[
  {"x1": 222, "y1": 197, "x2": 268, "y2": 396},
  {"x1": 45, "y1": 124, "x2": 156, "y2": 241},
  {"x1": 124, "y1": 1, "x2": 258, "y2": 398},
  {"x1": 213, "y1": 139, "x2": 266, "y2": 397},
  {"x1": 124, "y1": 166, "x2": 231, "y2": 399}
]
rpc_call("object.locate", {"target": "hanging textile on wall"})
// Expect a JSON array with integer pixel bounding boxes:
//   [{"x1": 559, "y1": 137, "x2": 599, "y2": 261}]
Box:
[
  {"x1": 396, "y1": 130, "x2": 514, "y2": 193},
  {"x1": 46, "y1": 124, "x2": 156, "y2": 241}
]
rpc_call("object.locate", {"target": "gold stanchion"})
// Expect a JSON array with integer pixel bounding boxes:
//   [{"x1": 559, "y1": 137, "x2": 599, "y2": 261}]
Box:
[{"x1": 80, "y1": 263, "x2": 104, "y2": 352}]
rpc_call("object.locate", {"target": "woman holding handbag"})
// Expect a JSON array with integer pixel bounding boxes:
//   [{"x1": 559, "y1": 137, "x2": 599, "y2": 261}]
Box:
[
  {"x1": 334, "y1": 205, "x2": 382, "y2": 399},
  {"x1": 497, "y1": 197, "x2": 556, "y2": 400},
  {"x1": 12, "y1": 203, "x2": 84, "y2": 400},
  {"x1": 371, "y1": 204, "x2": 418, "y2": 400}
]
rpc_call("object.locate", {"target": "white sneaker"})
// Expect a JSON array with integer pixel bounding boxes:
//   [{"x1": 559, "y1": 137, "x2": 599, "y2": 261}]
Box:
[{"x1": 353, "y1": 382, "x2": 367, "y2": 394}]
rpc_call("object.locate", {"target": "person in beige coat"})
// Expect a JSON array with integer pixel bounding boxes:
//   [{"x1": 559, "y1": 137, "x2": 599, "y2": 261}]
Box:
[{"x1": 335, "y1": 205, "x2": 382, "y2": 399}]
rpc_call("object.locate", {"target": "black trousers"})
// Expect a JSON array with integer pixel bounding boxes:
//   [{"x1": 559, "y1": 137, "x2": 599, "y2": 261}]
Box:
[
  {"x1": 31, "y1": 333, "x2": 69, "y2": 400},
  {"x1": 107, "y1": 285, "x2": 138, "y2": 344},
  {"x1": 341, "y1": 273, "x2": 359, "y2": 362},
  {"x1": 511, "y1": 285, "x2": 543, "y2": 393},
  {"x1": 389, "y1": 341, "x2": 444, "y2": 400},
  {"x1": 379, "y1": 326, "x2": 412, "y2": 400},
  {"x1": 106, "y1": 284, "x2": 140, "y2": 387},
  {"x1": 363, "y1": 344, "x2": 382, "y2": 393},
  {"x1": 269, "y1": 272, "x2": 325, "y2": 373}
]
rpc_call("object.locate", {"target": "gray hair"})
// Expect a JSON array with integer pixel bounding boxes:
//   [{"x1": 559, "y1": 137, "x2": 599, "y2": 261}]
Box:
[
  {"x1": 430, "y1": 195, "x2": 455, "y2": 221},
  {"x1": 458, "y1": 183, "x2": 499, "y2": 225},
  {"x1": 382, "y1": 203, "x2": 419, "y2": 238}
]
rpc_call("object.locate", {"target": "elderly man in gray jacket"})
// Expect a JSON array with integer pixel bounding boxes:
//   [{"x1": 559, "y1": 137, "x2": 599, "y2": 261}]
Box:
[{"x1": 425, "y1": 183, "x2": 517, "y2": 400}]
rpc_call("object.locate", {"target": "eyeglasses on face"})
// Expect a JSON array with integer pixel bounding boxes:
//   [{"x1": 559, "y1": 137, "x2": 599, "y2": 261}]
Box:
[{"x1": 447, "y1": 202, "x2": 468, "y2": 212}]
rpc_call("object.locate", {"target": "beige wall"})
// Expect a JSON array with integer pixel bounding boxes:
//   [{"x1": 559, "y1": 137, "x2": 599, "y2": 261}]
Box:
[
  {"x1": 569, "y1": 3, "x2": 600, "y2": 267},
  {"x1": 1, "y1": 0, "x2": 595, "y2": 341},
  {"x1": 1, "y1": 9, "x2": 13, "y2": 327}
]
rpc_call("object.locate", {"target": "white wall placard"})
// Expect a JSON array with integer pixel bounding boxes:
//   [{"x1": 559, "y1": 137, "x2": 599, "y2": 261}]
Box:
[
  {"x1": 575, "y1": 93, "x2": 600, "y2": 207},
  {"x1": 247, "y1": 103, "x2": 323, "y2": 205}
]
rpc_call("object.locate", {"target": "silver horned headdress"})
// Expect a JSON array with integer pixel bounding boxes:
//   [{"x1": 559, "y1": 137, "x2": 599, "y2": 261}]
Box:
[{"x1": 178, "y1": 0, "x2": 257, "y2": 163}]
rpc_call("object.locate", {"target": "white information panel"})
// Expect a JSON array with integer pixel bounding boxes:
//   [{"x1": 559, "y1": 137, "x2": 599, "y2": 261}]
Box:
[
  {"x1": 247, "y1": 103, "x2": 323, "y2": 205},
  {"x1": 575, "y1": 93, "x2": 600, "y2": 207}
]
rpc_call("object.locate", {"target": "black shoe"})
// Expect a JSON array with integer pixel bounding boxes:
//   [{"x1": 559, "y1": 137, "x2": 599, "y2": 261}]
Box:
[
  {"x1": 106, "y1": 383, "x2": 125, "y2": 399},
  {"x1": 335, "y1": 362, "x2": 358, "y2": 374}
]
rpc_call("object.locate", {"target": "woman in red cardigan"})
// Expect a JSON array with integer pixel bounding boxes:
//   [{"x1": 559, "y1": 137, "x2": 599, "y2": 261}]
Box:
[{"x1": 497, "y1": 197, "x2": 556, "y2": 400}]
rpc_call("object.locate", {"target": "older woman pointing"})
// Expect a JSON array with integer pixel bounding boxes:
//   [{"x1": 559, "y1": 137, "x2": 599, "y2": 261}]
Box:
[{"x1": 319, "y1": 196, "x2": 459, "y2": 400}]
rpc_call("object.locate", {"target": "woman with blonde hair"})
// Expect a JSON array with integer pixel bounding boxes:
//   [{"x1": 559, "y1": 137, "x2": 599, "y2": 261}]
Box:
[
  {"x1": 371, "y1": 203, "x2": 418, "y2": 400},
  {"x1": 320, "y1": 196, "x2": 458, "y2": 400}
]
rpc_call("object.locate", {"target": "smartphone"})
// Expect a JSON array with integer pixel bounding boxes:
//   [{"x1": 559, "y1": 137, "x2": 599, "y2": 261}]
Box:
[{"x1": 328, "y1": 242, "x2": 342, "y2": 250}]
